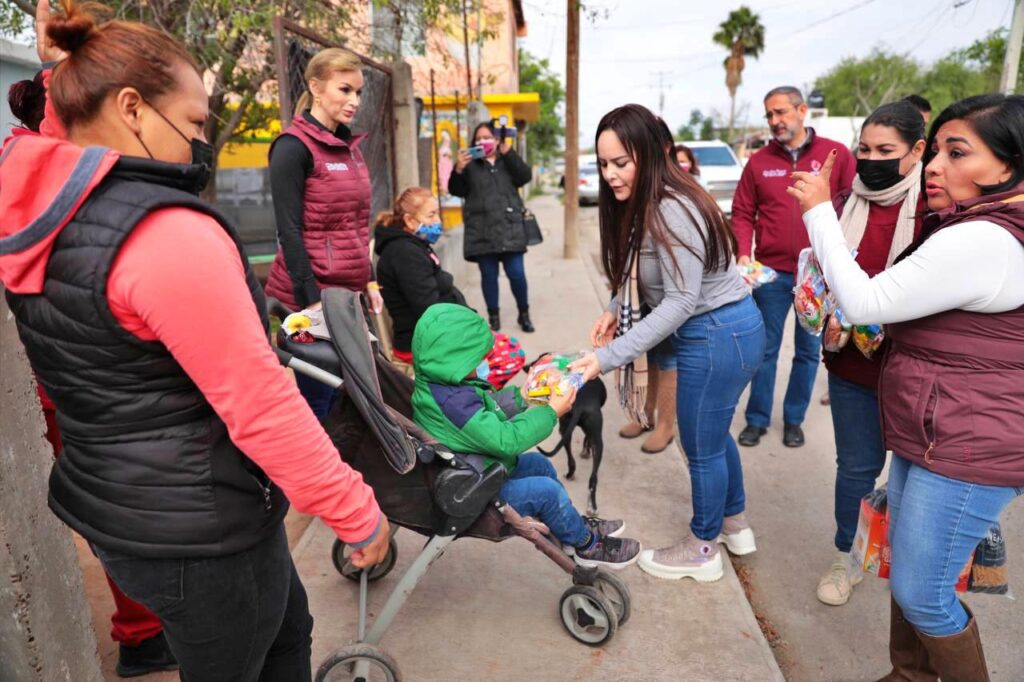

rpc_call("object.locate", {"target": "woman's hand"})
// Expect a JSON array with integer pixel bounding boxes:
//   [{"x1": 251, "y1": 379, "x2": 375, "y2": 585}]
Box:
[
  {"x1": 36, "y1": 0, "x2": 67, "y2": 63},
  {"x1": 499, "y1": 140, "x2": 513, "y2": 156},
  {"x1": 568, "y1": 352, "x2": 601, "y2": 383},
  {"x1": 787, "y1": 149, "x2": 837, "y2": 214},
  {"x1": 349, "y1": 517, "x2": 392, "y2": 568},
  {"x1": 455, "y1": 149, "x2": 471, "y2": 173},
  {"x1": 590, "y1": 311, "x2": 618, "y2": 348},
  {"x1": 548, "y1": 385, "x2": 578, "y2": 418},
  {"x1": 366, "y1": 286, "x2": 384, "y2": 315}
]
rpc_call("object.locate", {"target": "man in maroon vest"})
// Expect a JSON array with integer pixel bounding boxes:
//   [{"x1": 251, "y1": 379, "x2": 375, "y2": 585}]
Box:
[{"x1": 732, "y1": 86, "x2": 856, "y2": 449}]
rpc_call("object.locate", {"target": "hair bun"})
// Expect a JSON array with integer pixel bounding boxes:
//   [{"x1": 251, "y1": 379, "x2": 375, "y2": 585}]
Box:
[{"x1": 46, "y1": 1, "x2": 102, "y2": 54}]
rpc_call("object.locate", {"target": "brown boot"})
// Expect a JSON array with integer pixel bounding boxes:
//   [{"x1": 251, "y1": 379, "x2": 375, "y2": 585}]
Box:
[
  {"x1": 642, "y1": 368, "x2": 676, "y2": 453},
  {"x1": 875, "y1": 598, "x2": 937, "y2": 681},
  {"x1": 916, "y1": 602, "x2": 990, "y2": 682},
  {"x1": 619, "y1": 366, "x2": 657, "y2": 438}
]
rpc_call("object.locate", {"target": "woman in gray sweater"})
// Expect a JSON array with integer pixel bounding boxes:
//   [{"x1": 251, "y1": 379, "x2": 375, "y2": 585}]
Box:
[{"x1": 572, "y1": 105, "x2": 765, "y2": 583}]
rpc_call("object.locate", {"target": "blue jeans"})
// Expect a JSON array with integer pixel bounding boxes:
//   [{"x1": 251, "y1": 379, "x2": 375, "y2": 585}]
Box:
[
  {"x1": 95, "y1": 525, "x2": 312, "y2": 681},
  {"x1": 478, "y1": 252, "x2": 529, "y2": 312},
  {"x1": 827, "y1": 373, "x2": 887, "y2": 552},
  {"x1": 888, "y1": 456, "x2": 1022, "y2": 636},
  {"x1": 500, "y1": 453, "x2": 590, "y2": 546},
  {"x1": 295, "y1": 371, "x2": 337, "y2": 420},
  {"x1": 675, "y1": 297, "x2": 765, "y2": 541},
  {"x1": 745, "y1": 271, "x2": 821, "y2": 428}
]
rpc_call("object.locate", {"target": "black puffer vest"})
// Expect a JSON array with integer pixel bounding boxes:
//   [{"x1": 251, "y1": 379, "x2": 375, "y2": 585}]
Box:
[{"x1": 6, "y1": 156, "x2": 288, "y2": 558}]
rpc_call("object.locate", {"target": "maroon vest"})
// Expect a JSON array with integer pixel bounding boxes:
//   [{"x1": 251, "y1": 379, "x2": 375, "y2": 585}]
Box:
[
  {"x1": 264, "y1": 116, "x2": 371, "y2": 309},
  {"x1": 879, "y1": 189, "x2": 1024, "y2": 487}
]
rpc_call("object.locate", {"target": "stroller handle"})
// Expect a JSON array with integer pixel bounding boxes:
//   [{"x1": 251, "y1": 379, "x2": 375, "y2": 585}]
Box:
[{"x1": 274, "y1": 346, "x2": 344, "y2": 389}]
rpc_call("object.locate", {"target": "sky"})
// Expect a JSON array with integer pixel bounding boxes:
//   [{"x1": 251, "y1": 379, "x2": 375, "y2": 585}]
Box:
[{"x1": 517, "y1": 0, "x2": 1017, "y2": 145}]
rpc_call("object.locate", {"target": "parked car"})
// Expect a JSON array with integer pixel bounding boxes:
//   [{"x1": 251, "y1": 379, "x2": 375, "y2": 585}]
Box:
[
  {"x1": 578, "y1": 154, "x2": 599, "y2": 205},
  {"x1": 686, "y1": 140, "x2": 742, "y2": 217}
]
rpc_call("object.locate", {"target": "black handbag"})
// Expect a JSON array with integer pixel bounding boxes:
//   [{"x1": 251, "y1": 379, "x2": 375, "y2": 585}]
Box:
[{"x1": 523, "y1": 208, "x2": 543, "y2": 246}]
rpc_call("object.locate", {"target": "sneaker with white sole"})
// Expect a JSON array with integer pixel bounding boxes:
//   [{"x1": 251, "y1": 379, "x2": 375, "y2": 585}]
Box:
[
  {"x1": 574, "y1": 535, "x2": 641, "y2": 569},
  {"x1": 562, "y1": 517, "x2": 624, "y2": 555},
  {"x1": 816, "y1": 551, "x2": 863, "y2": 606},
  {"x1": 716, "y1": 512, "x2": 757, "y2": 556},
  {"x1": 638, "y1": 531, "x2": 724, "y2": 582}
]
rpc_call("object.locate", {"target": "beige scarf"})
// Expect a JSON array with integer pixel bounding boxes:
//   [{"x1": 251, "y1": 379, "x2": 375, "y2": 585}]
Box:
[
  {"x1": 614, "y1": 253, "x2": 649, "y2": 427},
  {"x1": 840, "y1": 162, "x2": 922, "y2": 267}
]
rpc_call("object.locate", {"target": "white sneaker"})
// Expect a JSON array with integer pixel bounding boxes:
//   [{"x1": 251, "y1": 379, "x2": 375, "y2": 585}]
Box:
[
  {"x1": 716, "y1": 512, "x2": 757, "y2": 556},
  {"x1": 638, "y1": 531, "x2": 724, "y2": 582},
  {"x1": 816, "y1": 552, "x2": 863, "y2": 606}
]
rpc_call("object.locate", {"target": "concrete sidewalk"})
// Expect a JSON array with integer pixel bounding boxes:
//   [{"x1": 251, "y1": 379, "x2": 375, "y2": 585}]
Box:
[{"x1": 296, "y1": 194, "x2": 784, "y2": 681}]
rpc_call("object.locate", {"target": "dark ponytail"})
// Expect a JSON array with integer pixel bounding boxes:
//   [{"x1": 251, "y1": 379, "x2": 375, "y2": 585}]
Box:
[{"x1": 7, "y1": 72, "x2": 46, "y2": 132}]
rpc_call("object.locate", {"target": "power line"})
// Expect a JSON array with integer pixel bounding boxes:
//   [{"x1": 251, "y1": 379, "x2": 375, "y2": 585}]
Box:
[{"x1": 788, "y1": 0, "x2": 879, "y2": 37}]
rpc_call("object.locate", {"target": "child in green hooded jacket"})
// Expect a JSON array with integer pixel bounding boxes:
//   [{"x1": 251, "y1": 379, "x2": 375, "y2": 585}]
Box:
[{"x1": 411, "y1": 303, "x2": 640, "y2": 569}]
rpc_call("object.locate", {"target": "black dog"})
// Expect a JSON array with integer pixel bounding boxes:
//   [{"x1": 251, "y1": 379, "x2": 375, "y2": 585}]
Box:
[{"x1": 524, "y1": 357, "x2": 608, "y2": 515}]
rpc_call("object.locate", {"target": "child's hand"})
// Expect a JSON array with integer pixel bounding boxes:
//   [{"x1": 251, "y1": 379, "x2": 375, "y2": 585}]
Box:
[{"x1": 548, "y1": 385, "x2": 578, "y2": 417}]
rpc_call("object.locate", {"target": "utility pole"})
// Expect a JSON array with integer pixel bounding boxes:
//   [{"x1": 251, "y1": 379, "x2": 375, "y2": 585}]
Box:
[
  {"x1": 462, "y1": 0, "x2": 474, "y2": 100},
  {"x1": 563, "y1": 0, "x2": 580, "y2": 259},
  {"x1": 653, "y1": 71, "x2": 673, "y2": 117},
  {"x1": 1000, "y1": 0, "x2": 1024, "y2": 94}
]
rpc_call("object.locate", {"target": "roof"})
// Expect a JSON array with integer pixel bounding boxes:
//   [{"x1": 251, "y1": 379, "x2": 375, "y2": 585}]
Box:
[
  {"x1": 1, "y1": 39, "x2": 40, "y2": 69},
  {"x1": 421, "y1": 92, "x2": 541, "y2": 122}
]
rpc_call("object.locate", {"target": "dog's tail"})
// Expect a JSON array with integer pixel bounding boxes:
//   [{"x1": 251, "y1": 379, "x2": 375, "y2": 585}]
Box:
[{"x1": 538, "y1": 410, "x2": 582, "y2": 458}]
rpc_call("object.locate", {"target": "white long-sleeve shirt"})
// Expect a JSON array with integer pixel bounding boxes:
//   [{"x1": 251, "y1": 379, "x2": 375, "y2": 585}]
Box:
[{"x1": 802, "y1": 202, "x2": 1024, "y2": 325}]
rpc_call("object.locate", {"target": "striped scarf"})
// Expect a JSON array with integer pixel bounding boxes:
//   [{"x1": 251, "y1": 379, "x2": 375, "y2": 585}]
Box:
[{"x1": 614, "y1": 251, "x2": 649, "y2": 426}]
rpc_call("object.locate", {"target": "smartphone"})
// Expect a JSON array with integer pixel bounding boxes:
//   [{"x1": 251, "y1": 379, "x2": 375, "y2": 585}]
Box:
[{"x1": 462, "y1": 145, "x2": 487, "y2": 160}]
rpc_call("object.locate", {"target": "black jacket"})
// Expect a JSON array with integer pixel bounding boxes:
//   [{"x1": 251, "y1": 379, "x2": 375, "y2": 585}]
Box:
[
  {"x1": 374, "y1": 224, "x2": 467, "y2": 352},
  {"x1": 447, "y1": 149, "x2": 532, "y2": 261},
  {"x1": 6, "y1": 157, "x2": 288, "y2": 558}
]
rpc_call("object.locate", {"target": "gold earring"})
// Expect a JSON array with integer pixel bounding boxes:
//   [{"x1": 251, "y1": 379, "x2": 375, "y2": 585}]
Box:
[{"x1": 314, "y1": 97, "x2": 320, "y2": 105}]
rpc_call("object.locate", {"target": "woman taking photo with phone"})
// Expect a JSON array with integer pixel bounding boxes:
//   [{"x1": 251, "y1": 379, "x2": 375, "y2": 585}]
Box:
[
  {"x1": 571, "y1": 104, "x2": 765, "y2": 583},
  {"x1": 265, "y1": 47, "x2": 383, "y2": 418},
  {"x1": 448, "y1": 121, "x2": 535, "y2": 333},
  {"x1": 791, "y1": 93, "x2": 1024, "y2": 680}
]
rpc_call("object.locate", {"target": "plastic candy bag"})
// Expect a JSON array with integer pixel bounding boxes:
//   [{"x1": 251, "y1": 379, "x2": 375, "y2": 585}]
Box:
[
  {"x1": 793, "y1": 248, "x2": 833, "y2": 336},
  {"x1": 524, "y1": 353, "x2": 585, "y2": 405},
  {"x1": 737, "y1": 261, "x2": 778, "y2": 289},
  {"x1": 823, "y1": 307, "x2": 852, "y2": 353},
  {"x1": 851, "y1": 324, "x2": 885, "y2": 359},
  {"x1": 968, "y1": 523, "x2": 1011, "y2": 596}
]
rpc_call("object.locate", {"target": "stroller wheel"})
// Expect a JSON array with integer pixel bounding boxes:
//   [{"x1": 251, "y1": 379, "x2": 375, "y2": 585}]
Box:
[
  {"x1": 558, "y1": 585, "x2": 618, "y2": 646},
  {"x1": 591, "y1": 569, "x2": 632, "y2": 626},
  {"x1": 315, "y1": 643, "x2": 401, "y2": 682},
  {"x1": 332, "y1": 537, "x2": 398, "y2": 582}
]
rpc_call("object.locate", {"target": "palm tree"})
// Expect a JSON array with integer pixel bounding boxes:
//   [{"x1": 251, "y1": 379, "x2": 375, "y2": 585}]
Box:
[{"x1": 713, "y1": 6, "x2": 765, "y2": 142}]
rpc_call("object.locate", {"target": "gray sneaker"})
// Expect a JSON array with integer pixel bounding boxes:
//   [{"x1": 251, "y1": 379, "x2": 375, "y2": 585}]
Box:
[
  {"x1": 638, "y1": 530, "x2": 724, "y2": 582},
  {"x1": 716, "y1": 512, "x2": 757, "y2": 556},
  {"x1": 575, "y1": 535, "x2": 641, "y2": 569}
]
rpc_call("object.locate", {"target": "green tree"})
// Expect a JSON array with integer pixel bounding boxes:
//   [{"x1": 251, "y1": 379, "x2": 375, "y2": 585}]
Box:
[
  {"x1": 676, "y1": 109, "x2": 717, "y2": 142},
  {"x1": 712, "y1": 5, "x2": 765, "y2": 142},
  {"x1": 518, "y1": 48, "x2": 565, "y2": 165},
  {"x1": 814, "y1": 49, "x2": 922, "y2": 116}
]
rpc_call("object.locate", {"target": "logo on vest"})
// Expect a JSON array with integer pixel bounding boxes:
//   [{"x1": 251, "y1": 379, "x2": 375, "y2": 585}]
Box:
[
  {"x1": 811, "y1": 159, "x2": 823, "y2": 175},
  {"x1": 762, "y1": 169, "x2": 787, "y2": 178},
  {"x1": 326, "y1": 162, "x2": 350, "y2": 172}
]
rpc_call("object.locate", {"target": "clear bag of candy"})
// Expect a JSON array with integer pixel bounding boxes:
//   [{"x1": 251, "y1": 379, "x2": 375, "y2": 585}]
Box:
[
  {"x1": 524, "y1": 353, "x2": 586, "y2": 405},
  {"x1": 793, "y1": 248, "x2": 833, "y2": 336},
  {"x1": 852, "y1": 324, "x2": 885, "y2": 359},
  {"x1": 737, "y1": 261, "x2": 779, "y2": 289},
  {"x1": 823, "y1": 306, "x2": 852, "y2": 353}
]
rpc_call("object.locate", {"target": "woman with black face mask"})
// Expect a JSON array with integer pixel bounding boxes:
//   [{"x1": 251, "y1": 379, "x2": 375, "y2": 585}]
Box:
[{"x1": 814, "y1": 100, "x2": 926, "y2": 608}]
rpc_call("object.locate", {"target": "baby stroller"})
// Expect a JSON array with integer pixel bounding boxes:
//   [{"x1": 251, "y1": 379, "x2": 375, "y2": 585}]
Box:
[{"x1": 273, "y1": 289, "x2": 632, "y2": 681}]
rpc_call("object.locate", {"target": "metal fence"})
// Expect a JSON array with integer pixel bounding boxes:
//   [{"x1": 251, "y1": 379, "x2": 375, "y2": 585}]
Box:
[{"x1": 272, "y1": 17, "x2": 395, "y2": 221}]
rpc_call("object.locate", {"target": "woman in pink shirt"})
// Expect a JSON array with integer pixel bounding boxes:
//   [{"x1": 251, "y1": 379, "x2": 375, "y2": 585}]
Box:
[{"x1": 0, "y1": 2, "x2": 387, "y2": 678}]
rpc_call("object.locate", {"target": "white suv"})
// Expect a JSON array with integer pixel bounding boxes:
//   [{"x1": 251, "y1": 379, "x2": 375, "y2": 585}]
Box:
[{"x1": 685, "y1": 140, "x2": 743, "y2": 217}]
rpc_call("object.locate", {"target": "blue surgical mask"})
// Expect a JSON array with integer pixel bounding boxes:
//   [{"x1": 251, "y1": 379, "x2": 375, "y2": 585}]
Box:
[
  {"x1": 475, "y1": 360, "x2": 490, "y2": 381},
  {"x1": 415, "y1": 221, "x2": 444, "y2": 244}
]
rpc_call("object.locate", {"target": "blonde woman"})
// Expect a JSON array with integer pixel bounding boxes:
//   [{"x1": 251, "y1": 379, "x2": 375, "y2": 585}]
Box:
[{"x1": 265, "y1": 48, "x2": 382, "y2": 417}]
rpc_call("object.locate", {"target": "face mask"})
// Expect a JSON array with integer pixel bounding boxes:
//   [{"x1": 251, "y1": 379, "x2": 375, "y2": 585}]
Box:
[
  {"x1": 475, "y1": 360, "x2": 490, "y2": 381},
  {"x1": 137, "y1": 102, "x2": 214, "y2": 194},
  {"x1": 857, "y1": 155, "x2": 907, "y2": 192},
  {"x1": 478, "y1": 139, "x2": 497, "y2": 156},
  {"x1": 679, "y1": 162, "x2": 691, "y2": 172},
  {"x1": 415, "y1": 221, "x2": 443, "y2": 244}
]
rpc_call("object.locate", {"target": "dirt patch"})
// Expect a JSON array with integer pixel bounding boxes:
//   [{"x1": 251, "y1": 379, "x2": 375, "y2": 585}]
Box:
[{"x1": 733, "y1": 557, "x2": 796, "y2": 679}]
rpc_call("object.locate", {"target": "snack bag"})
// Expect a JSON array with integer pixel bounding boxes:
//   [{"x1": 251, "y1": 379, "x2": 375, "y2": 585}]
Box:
[
  {"x1": 968, "y1": 523, "x2": 1010, "y2": 596},
  {"x1": 793, "y1": 248, "x2": 832, "y2": 335},
  {"x1": 852, "y1": 324, "x2": 885, "y2": 359},
  {"x1": 524, "y1": 353, "x2": 585, "y2": 405},
  {"x1": 282, "y1": 309, "x2": 330, "y2": 344},
  {"x1": 851, "y1": 486, "x2": 891, "y2": 578},
  {"x1": 823, "y1": 307, "x2": 852, "y2": 353},
  {"x1": 737, "y1": 261, "x2": 778, "y2": 289},
  {"x1": 486, "y1": 333, "x2": 526, "y2": 391}
]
